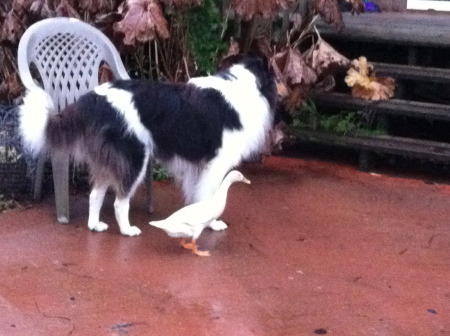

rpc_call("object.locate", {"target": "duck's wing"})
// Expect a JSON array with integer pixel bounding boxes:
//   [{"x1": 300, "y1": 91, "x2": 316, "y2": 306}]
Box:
[
  {"x1": 150, "y1": 219, "x2": 195, "y2": 238},
  {"x1": 165, "y1": 201, "x2": 219, "y2": 227}
]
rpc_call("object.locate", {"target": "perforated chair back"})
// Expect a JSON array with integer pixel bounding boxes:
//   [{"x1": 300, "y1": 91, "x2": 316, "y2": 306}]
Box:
[{"x1": 18, "y1": 17, "x2": 130, "y2": 112}]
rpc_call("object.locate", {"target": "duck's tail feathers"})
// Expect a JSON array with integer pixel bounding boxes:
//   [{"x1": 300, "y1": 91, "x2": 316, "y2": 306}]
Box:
[{"x1": 149, "y1": 220, "x2": 168, "y2": 229}]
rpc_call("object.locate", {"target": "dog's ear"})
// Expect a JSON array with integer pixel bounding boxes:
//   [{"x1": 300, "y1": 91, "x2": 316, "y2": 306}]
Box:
[{"x1": 217, "y1": 54, "x2": 245, "y2": 71}]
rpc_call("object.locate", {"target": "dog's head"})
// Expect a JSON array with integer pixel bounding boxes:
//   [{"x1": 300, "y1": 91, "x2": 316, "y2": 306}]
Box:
[
  {"x1": 218, "y1": 54, "x2": 288, "y2": 112},
  {"x1": 218, "y1": 54, "x2": 279, "y2": 110}
]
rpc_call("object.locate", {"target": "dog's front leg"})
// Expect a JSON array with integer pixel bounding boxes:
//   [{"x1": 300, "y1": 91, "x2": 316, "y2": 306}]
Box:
[{"x1": 114, "y1": 196, "x2": 142, "y2": 236}]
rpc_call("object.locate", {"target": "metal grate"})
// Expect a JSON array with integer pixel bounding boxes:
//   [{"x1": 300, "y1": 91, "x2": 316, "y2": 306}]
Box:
[{"x1": 0, "y1": 105, "x2": 34, "y2": 195}]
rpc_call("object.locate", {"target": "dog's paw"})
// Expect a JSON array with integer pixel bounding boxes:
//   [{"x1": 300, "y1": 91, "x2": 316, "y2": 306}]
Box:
[
  {"x1": 89, "y1": 221, "x2": 109, "y2": 232},
  {"x1": 121, "y1": 226, "x2": 142, "y2": 237},
  {"x1": 209, "y1": 220, "x2": 228, "y2": 231}
]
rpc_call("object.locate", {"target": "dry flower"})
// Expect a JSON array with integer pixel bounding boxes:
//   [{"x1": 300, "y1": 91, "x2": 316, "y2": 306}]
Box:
[{"x1": 345, "y1": 56, "x2": 395, "y2": 100}]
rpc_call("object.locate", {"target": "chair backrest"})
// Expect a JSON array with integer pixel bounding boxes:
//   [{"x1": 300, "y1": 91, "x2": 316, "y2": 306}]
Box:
[{"x1": 17, "y1": 17, "x2": 130, "y2": 112}]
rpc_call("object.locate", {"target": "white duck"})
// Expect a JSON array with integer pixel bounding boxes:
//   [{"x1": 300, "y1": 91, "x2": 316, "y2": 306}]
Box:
[{"x1": 149, "y1": 170, "x2": 251, "y2": 256}]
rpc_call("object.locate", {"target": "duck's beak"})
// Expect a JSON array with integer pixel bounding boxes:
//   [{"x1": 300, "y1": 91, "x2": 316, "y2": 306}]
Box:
[{"x1": 242, "y1": 177, "x2": 251, "y2": 184}]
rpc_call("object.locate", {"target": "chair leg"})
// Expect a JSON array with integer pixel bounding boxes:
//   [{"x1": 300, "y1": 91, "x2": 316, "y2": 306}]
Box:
[
  {"x1": 33, "y1": 154, "x2": 46, "y2": 200},
  {"x1": 145, "y1": 160, "x2": 154, "y2": 213},
  {"x1": 51, "y1": 152, "x2": 70, "y2": 224}
]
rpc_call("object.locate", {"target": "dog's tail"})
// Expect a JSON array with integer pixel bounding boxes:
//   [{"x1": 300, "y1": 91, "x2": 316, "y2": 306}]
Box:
[
  {"x1": 19, "y1": 87, "x2": 82, "y2": 156},
  {"x1": 19, "y1": 87, "x2": 55, "y2": 156}
]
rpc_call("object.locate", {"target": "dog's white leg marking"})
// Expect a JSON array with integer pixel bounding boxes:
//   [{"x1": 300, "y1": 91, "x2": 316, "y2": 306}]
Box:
[
  {"x1": 88, "y1": 185, "x2": 109, "y2": 232},
  {"x1": 114, "y1": 196, "x2": 142, "y2": 236}
]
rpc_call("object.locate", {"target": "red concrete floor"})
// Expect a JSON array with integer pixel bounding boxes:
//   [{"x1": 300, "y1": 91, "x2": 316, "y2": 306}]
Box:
[{"x1": 1, "y1": 156, "x2": 450, "y2": 336}]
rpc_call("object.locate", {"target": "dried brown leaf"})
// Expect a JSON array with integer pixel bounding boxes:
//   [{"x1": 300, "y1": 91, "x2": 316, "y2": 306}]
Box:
[
  {"x1": 29, "y1": 0, "x2": 53, "y2": 18},
  {"x1": 232, "y1": 0, "x2": 294, "y2": 20},
  {"x1": 0, "y1": 73, "x2": 22, "y2": 102},
  {"x1": 98, "y1": 63, "x2": 115, "y2": 84},
  {"x1": 226, "y1": 37, "x2": 240, "y2": 57},
  {"x1": 160, "y1": 0, "x2": 203, "y2": 6},
  {"x1": 0, "y1": 9, "x2": 26, "y2": 44},
  {"x1": 315, "y1": 74, "x2": 335, "y2": 91},
  {"x1": 312, "y1": 0, "x2": 344, "y2": 31},
  {"x1": 114, "y1": 0, "x2": 169, "y2": 45},
  {"x1": 255, "y1": 37, "x2": 273, "y2": 59},
  {"x1": 272, "y1": 48, "x2": 317, "y2": 86},
  {"x1": 348, "y1": 0, "x2": 365, "y2": 15},
  {"x1": 12, "y1": 0, "x2": 34, "y2": 14},
  {"x1": 55, "y1": 0, "x2": 81, "y2": 19},
  {"x1": 263, "y1": 121, "x2": 288, "y2": 155},
  {"x1": 303, "y1": 38, "x2": 350, "y2": 77},
  {"x1": 78, "y1": 0, "x2": 115, "y2": 14},
  {"x1": 283, "y1": 84, "x2": 307, "y2": 110}
]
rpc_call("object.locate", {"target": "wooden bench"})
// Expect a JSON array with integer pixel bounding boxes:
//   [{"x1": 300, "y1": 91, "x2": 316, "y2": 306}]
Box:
[{"x1": 292, "y1": 12, "x2": 450, "y2": 170}]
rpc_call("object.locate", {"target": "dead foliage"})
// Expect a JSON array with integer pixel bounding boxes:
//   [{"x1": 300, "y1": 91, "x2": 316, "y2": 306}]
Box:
[
  {"x1": 114, "y1": 0, "x2": 170, "y2": 45},
  {"x1": 347, "y1": 0, "x2": 365, "y2": 16},
  {"x1": 345, "y1": 56, "x2": 395, "y2": 100},
  {"x1": 231, "y1": 0, "x2": 295, "y2": 20},
  {"x1": 0, "y1": 0, "x2": 372, "y2": 155},
  {"x1": 312, "y1": 0, "x2": 344, "y2": 31}
]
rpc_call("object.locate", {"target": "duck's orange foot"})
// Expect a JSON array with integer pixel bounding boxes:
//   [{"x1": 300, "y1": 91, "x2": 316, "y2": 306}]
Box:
[
  {"x1": 194, "y1": 249, "x2": 211, "y2": 257},
  {"x1": 180, "y1": 238, "x2": 194, "y2": 250},
  {"x1": 180, "y1": 239, "x2": 210, "y2": 257}
]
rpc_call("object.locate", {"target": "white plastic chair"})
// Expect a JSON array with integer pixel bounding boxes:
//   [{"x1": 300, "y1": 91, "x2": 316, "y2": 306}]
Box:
[{"x1": 17, "y1": 17, "x2": 153, "y2": 223}]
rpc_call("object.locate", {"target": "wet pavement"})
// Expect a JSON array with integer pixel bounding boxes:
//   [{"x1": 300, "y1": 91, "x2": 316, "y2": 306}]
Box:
[{"x1": 1, "y1": 156, "x2": 450, "y2": 336}]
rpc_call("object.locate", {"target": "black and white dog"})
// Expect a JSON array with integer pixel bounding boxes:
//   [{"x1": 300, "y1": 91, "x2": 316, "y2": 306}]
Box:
[{"x1": 19, "y1": 55, "x2": 278, "y2": 236}]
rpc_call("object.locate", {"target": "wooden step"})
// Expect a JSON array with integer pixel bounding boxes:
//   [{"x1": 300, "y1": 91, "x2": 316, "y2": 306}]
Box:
[
  {"x1": 311, "y1": 92, "x2": 450, "y2": 121},
  {"x1": 373, "y1": 62, "x2": 450, "y2": 84},
  {"x1": 292, "y1": 129, "x2": 450, "y2": 161}
]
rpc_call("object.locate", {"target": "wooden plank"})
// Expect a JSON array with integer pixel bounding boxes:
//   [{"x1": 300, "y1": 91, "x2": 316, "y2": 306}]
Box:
[
  {"x1": 292, "y1": 129, "x2": 450, "y2": 161},
  {"x1": 373, "y1": 62, "x2": 450, "y2": 83},
  {"x1": 317, "y1": 13, "x2": 450, "y2": 48},
  {"x1": 311, "y1": 92, "x2": 450, "y2": 121}
]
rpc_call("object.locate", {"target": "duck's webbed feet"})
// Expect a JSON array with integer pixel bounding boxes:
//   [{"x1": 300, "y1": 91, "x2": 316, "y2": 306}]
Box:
[{"x1": 180, "y1": 239, "x2": 210, "y2": 257}]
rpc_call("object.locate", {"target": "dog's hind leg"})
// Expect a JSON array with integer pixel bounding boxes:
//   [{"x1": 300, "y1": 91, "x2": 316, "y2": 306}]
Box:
[
  {"x1": 88, "y1": 184, "x2": 109, "y2": 232},
  {"x1": 114, "y1": 148, "x2": 150, "y2": 236},
  {"x1": 114, "y1": 196, "x2": 142, "y2": 236}
]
